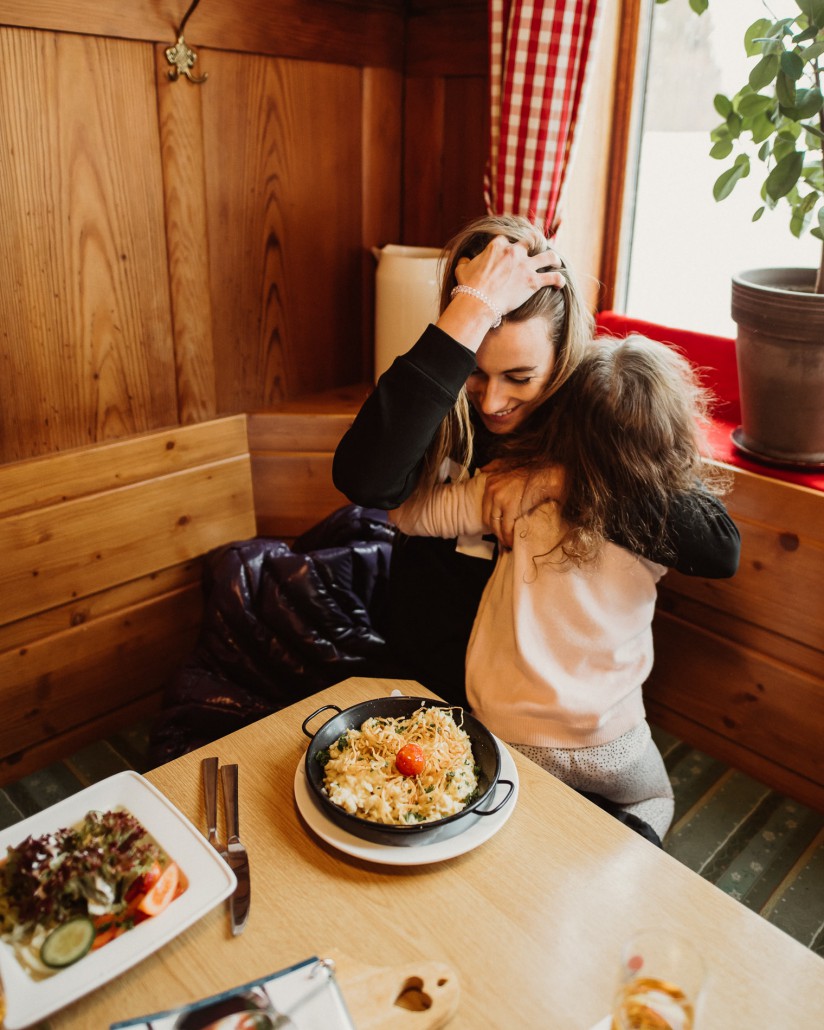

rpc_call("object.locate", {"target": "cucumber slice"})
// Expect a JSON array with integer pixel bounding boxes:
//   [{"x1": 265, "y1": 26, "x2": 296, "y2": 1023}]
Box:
[{"x1": 40, "y1": 916, "x2": 96, "y2": 968}]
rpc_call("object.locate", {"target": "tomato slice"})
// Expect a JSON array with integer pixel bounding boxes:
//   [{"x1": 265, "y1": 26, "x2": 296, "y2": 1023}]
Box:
[
  {"x1": 395, "y1": 743, "x2": 425, "y2": 777},
  {"x1": 137, "y1": 862, "x2": 181, "y2": 917}
]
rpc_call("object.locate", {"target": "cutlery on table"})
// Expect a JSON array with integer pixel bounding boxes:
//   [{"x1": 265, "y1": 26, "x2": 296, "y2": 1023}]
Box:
[
  {"x1": 201, "y1": 756, "x2": 221, "y2": 853},
  {"x1": 219, "y1": 763, "x2": 251, "y2": 936}
]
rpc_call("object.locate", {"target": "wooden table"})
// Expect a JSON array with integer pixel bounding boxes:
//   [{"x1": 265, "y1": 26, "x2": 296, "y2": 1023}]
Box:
[{"x1": 58, "y1": 677, "x2": 824, "y2": 1029}]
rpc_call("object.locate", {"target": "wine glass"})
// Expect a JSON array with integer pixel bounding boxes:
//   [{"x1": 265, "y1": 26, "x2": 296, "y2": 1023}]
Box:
[{"x1": 611, "y1": 928, "x2": 707, "y2": 1030}]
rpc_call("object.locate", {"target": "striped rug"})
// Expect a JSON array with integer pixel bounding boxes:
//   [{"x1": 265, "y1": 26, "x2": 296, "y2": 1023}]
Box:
[{"x1": 1, "y1": 721, "x2": 822, "y2": 956}]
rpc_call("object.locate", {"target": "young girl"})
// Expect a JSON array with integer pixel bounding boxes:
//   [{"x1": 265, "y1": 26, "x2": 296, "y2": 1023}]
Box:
[{"x1": 390, "y1": 335, "x2": 732, "y2": 844}]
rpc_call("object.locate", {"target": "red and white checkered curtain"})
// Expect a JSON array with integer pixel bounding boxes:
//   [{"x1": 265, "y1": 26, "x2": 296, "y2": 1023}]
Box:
[{"x1": 485, "y1": 0, "x2": 602, "y2": 236}]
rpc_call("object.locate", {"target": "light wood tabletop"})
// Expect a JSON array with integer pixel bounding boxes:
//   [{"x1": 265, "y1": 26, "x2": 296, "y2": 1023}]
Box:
[{"x1": 57, "y1": 677, "x2": 824, "y2": 1029}]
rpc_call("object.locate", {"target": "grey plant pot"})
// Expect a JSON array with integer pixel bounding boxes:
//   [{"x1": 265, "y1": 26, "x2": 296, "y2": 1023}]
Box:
[{"x1": 731, "y1": 268, "x2": 824, "y2": 467}]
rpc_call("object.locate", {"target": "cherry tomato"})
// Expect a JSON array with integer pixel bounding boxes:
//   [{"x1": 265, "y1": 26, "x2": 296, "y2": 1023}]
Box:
[
  {"x1": 138, "y1": 861, "x2": 181, "y2": 916},
  {"x1": 395, "y1": 743, "x2": 425, "y2": 777}
]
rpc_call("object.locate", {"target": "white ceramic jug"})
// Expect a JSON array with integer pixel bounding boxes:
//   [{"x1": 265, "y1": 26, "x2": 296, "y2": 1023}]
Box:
[{"x1": 373, "y1": 244, "x2": 443, "y2": 382}]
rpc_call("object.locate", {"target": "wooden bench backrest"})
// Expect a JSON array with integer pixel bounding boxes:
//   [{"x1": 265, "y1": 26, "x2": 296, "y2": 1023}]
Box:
[{"x1": 0, "y1": 416, "x2": 257, "y2": 782}]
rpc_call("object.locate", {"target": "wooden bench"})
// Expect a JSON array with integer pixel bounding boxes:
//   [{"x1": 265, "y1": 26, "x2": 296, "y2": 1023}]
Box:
[
  {"x1": 0, "y1": 416, "x2": 257, "y2": 784},
  {"x1": 647, "y1": 464, "x2": 824, "y2": 813}
]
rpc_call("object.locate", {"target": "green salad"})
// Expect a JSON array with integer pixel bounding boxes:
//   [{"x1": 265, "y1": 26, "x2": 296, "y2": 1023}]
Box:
[{"x1": 0, "y1": 808, "x2": 183, "y2": 978}]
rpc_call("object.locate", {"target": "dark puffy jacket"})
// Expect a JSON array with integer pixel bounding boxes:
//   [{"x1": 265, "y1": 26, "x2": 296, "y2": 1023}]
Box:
[{"x1": 149, "y1": 506, "x2": 399, "y2": 763}]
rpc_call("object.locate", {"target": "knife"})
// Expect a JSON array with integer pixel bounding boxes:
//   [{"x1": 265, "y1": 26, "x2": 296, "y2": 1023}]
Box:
[{"x1": 219, "y1": 763, "x2": 251, "y2": 935}]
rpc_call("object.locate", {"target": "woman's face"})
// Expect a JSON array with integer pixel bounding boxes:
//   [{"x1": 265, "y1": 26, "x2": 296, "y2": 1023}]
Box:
[{"x1": 465, "y1": 317, "x2": 556, "y2": 434}]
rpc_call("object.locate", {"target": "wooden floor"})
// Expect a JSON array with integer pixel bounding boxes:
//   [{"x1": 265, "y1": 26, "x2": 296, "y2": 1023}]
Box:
[{"x1": 1, "y1": 720, "x2": 822, "y2": 958}]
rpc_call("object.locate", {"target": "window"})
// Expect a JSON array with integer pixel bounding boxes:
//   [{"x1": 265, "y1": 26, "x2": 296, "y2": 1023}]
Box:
[{"x1": 619, "y1": 1, "x2": 820, "y2": 337}]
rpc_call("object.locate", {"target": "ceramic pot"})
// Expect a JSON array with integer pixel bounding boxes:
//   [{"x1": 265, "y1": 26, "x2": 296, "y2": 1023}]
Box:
[{"x1": 731, "y1": 267, "x2": 824, "y2": 468}]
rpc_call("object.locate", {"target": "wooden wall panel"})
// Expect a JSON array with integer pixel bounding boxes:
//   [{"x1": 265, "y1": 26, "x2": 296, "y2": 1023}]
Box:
[
  {"x1": 155, "y1": 44, "x2": 216, "y2": 425},
  {"x1": 201, "y1": 51, "x2": 365, "y2": 409},
  {"x1": 0, "y1": 0, "x2": 404, "y2": 68},
  {"x1": 0, "y1": 27, "x2": 177, "y2": 462},
  {"x1": 361, "y1": 66, "x2": 404, "y2": 378}
]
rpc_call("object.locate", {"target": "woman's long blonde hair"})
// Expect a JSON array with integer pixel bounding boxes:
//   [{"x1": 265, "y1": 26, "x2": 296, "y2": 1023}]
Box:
[
  {"x1": 501, "y1": 334, "x2": 731, "y2": 564},
  {"x1": 411, "y1": 214, "x2": 593, "y2": 501}
]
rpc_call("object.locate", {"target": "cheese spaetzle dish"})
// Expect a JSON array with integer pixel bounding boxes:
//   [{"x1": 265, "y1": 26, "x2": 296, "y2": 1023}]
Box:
[{"x1": 319, "y1": 706, "x2": 479, "y2": 825}]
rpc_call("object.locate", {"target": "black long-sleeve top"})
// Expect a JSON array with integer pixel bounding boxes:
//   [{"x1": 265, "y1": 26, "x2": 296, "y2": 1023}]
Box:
[{"x1": 333, "y1": 325, "x2": 741, "y2": 706}]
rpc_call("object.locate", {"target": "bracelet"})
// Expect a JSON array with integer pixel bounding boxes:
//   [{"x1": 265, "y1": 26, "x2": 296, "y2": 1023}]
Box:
[{"x1": 450, "y1": 285, "x2": 503, "y2": 329}]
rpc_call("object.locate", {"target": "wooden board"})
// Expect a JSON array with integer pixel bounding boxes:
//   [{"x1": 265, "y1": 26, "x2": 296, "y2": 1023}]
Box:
[{"x1": 329, "y1": 950, "x2": 460, "y2": 1030}]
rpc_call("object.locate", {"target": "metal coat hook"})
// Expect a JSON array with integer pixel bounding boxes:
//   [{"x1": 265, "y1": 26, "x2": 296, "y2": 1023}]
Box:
[{"x1": 166, "y1": 0, "x2": 208, "y2": 83}]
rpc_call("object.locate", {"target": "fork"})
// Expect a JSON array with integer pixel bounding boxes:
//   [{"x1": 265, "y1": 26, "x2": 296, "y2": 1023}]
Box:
[{"x1": 201, "y1": 756, "x2": 221, "y2": 853}]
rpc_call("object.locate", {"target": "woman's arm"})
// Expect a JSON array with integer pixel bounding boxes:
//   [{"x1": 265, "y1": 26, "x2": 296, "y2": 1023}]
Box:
[
  {"x1": 390, "y1": 474, "x2": 487, "y2": 539},
  {"x1": 332, "y1": 326, "x2": 476, "y2": 508},
  {"x1": 642, "y1": 490, "x2": 741, "y2": 579}
]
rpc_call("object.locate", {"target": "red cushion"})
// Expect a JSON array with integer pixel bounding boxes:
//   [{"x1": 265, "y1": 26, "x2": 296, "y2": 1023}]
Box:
[{"x1": 595, "y1": 311, "x2": 824, "y2": 492}]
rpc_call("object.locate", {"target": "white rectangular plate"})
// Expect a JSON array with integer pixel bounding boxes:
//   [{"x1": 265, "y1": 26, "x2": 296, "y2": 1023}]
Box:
[{"x1": 0, "y1": 769, "x2": 236, "y2": 1029}]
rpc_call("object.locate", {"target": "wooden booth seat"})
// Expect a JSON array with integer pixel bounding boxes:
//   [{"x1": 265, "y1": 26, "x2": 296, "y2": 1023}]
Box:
[{"x1": 0, "y1": 417, "x2": 257, "y2": 785}]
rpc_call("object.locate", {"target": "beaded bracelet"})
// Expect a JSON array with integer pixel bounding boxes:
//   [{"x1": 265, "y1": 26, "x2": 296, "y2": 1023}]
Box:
[{"x1": 450, "y1": 285, "x2": 503, "y2": 329}]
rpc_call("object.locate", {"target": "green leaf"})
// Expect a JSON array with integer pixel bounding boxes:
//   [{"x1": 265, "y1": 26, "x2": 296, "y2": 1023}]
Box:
[
  {"x1": 781, "y1": 49, "x2": 805, "y2": 79},
  {"x1": 713, "y1": 157, "x2": 750, "y2": 201},
  {"x1": 714, "y1": 93, "x2": 733, "y2": 118},
  {"x1": 749, "y1": 54, "x2": 780, "y2": 90},
  {"x1": 818, "y1": 206, "x2": 824, "y2": 233},
  {"x1": 738, "y1": 93, "x2": 773, "y2": 119},
  {"x1": 765, "y1": 149, "x2": 805, "y2": 200},
  {"x1": 758, "y1": 139, "x2": 773, "y2": 161},
  {"x1": 750, "y1": 113, "x2": 778, "y2": 144},
  {"x1": 745, "y1": 18, "x2": 773, "y2": 56},
  {"x1": 777, "y1": 70, "x2": 798, "y2": 107},
  {"x1": 803, "y1": 121, "x2": 824, "y2": 140},
  {"x1": 793, "y1": 26, "x2": 819, "y2": 43},
  {"x1": 688, "y1": 0, "x2": 708, "y2": 13},
  {"x1": 796, "y1": 1, "x2": 824, "y2": 30},
  {"x1": 811, "y1": 226, "x2": 824, "y2": 240},
  {"x1": 710, "y1": 140, "x2": 734, "y2": 159},
  {"x1": 784, "y1": 86, "x2": 824, "y2": 118},
  {"x1": 800, "y1": 39, "x2": 824, "y2": 63},
  {"x1": 753, "y1": 206, "x2": 766, "y2": 221}
]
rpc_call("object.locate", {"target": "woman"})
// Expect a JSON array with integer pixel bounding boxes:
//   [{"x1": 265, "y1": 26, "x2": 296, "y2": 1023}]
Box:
[{"x1": 333, "y1": 215, "x2": 740, "y2": 709}]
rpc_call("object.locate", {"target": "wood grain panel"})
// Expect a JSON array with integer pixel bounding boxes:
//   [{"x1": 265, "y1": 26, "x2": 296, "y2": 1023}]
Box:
[
  {"x1": 656, "y1": 589, "x2": 823, "y2": 683},
  {"x1": 362, "y1": 65, "x2": 403, "y2": 380},
  {"x1": 0, "y1": 458, "x2": 255, "y2": 625},
  {"x1": 645, "y1": 703, "x2": 824, "y2": 814},
  {"x1": 405, "y1": 1, "x2": 487, "y2": 77},
  {"x1": 0, "y1": 562, "x2": 203, "y2": 652},
  {"x1": 403, "y1": 77, "x2": 446, "y2": 245},
  {"x1": 248, "y1": 412, "x2": 356, "y2": 452},
  {"x1": 0, "y1": 417, "x2": 250, "y2": 516},
  {"x1": 647, "y1": 613, "x2": 824, "y2": 791},
  {"x1": 202, "y1": 51, "x2": 364, "y2": 409},
  {"x1": 0, "y1": 692, "x2": 164, "y2": 787},
  {"x1": 441, "y1": 75, "x2": 488, "y2": 240},
  {"x1": 0, "y1": 27, "x2": 178, "y2": 461},
  {"x1": 155, "y1": 44, "x2": 216, "y2": 425},
  {"x1": 251, "y1": 453, "x2": 348, "y2": 537},
  {"x1": 0, "y1": 585, "x2": 203, "y2": 763},
  {"x1": 0, "y1": 0, "x2": 404, "y2": 68}
]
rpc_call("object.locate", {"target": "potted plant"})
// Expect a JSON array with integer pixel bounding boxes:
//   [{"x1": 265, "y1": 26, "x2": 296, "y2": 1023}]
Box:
[{"x1": 660, "y1": 0, "x2": 824, "y2": 468}]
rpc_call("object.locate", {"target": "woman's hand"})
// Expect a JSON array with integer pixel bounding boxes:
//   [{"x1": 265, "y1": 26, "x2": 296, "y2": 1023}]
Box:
[
  {"x1": 481, "y1": 462, "x2": 567, "y2": 549},
  {"x1": 436, "y1": 235, "x2": 564, "y2": 352},
  {"x1": 458, "y1": 235, "x2": 565, "y2": 315}
]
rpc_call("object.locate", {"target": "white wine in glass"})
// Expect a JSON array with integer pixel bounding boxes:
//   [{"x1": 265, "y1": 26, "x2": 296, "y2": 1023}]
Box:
[
  {"x1": 611, "y1": 929, "x2": 705, "y2": 1030},
  {"x1": 612, "y1": 975, "x2": 694, "y2": 1030}
]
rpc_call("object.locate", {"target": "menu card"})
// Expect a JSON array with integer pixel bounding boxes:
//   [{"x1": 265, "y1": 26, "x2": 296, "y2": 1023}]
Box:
[{"x1": 110, "y1": 956, "x2": 356, "y2": 1029}]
